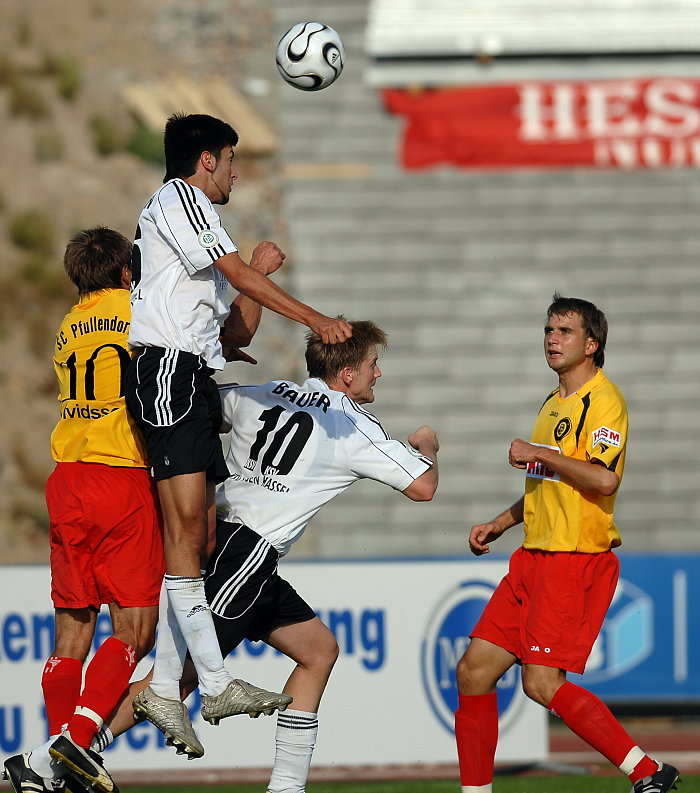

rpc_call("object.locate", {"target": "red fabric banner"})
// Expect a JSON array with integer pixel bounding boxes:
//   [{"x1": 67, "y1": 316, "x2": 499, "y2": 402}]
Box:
[{"x1": 383, "y1": 79, "x2": 700, "y2": 169}]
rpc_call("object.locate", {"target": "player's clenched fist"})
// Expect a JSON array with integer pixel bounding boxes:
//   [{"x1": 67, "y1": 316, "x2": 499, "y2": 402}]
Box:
[
  {"x1": 250, "y1": 241, "x2": 286, "y2": 276},
  {"x1": 407, "y1": 426, "x2": 439, "y2": 453}
]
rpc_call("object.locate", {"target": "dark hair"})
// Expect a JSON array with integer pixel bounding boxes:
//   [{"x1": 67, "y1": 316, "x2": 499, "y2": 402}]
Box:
[
  {"x1": 547, "y1": 292, "x2": 608, "y2": 368},
  {"x1": 163, "y1": 112, "x2": 239, "y2": 182},
  {"x1": 63, "y1": 226, "x2": 132, "y2": 296},
  {"x1": 305, "y1": 319, "x2": 388, "y2": 381}
]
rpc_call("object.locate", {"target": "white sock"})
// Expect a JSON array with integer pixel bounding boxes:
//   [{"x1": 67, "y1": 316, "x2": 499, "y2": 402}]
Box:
[
  {"x1": 619, "y1": 746, "x2": 648, "y2": 776},
  {"x1": 90, "y1": 726, "x2": 114, "y2": 753},
  {"x1": 461, "y1": 786, "x2": 492, "y2": 792},
  {"x1": 164, "y1": 575, "x2": 230, "y2": 696},
  {"x1": 150, "y1": 580, "x2": 189, "y2": 700},
  {"x1": 267, "y1": 710, "x2": 318, "y2": 793},
  {"x1": 28, "y1": 738, "x2": 65, "y2": 780}
]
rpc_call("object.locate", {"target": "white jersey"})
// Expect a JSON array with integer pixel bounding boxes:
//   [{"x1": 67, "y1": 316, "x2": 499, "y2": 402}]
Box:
[
  {"x1": 129, "y1": 178, "x2": 238, "y2": 369},
  {"x1": 216, "y1": 377, "x2": 433, "y2": 556}
]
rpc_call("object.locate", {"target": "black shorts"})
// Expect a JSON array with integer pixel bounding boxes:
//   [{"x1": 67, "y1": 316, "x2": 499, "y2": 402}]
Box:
[
  {"x1": 125, "y1": 347, "x2": 229, "y2": 483},
  {"x1": 205, "y1": 521, "x2": 316, "y2": 657}
]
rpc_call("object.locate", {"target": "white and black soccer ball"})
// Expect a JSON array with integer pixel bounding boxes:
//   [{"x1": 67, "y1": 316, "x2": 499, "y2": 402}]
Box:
[{"x1": 276, "y1": 22, "x2": 345, "y2": 92}]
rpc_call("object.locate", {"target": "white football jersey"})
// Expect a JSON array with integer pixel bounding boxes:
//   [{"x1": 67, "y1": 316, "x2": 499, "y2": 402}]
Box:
[
  {"x1": 129, "y1": 179, "x2": 238, "y2": 369},
  {"x1": 217, "y1": 377, "x2": 434, "y2": 556}
]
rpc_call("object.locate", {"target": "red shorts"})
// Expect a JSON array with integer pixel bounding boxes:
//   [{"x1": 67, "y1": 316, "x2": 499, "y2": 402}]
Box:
[
  {"x1": 471, "y1": 546, "x2": 619, "y2": 674},
  {"x1": 46, "y1": 462, "x2": 164, "y2": 609}
]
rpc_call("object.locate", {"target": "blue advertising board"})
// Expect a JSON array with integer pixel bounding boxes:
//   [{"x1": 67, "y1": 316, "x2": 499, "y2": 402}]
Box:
[{"x1": 569, "y1": 553, "x2": 700, "y2": 704}]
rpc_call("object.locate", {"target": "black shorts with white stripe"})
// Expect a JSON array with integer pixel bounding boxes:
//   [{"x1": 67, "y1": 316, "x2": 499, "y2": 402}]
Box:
[
  {"x1": 205, "y1": 521, "x2": 316, "y2": 657},
  {"x1": 125, "y1": 347, "x2": 229, "y2": 482}
]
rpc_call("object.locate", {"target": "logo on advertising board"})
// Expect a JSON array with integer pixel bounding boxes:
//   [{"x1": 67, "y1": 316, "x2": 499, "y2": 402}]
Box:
[
  {"x1": 575, "y1": 578, "x2": 653, "y2": 683},
  {"x1": 421, "y1": 580, "x2": 526, "y2": 736}
]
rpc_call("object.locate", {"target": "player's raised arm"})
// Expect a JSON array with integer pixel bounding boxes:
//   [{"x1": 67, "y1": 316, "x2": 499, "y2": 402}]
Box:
[{"x1": 214, "y1": 252, "x2": 352, "y2": 344}]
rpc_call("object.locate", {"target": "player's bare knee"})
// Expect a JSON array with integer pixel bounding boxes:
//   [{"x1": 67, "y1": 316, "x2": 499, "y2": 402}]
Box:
[
  {"x1": 520, "y1": 668, "x2": 559, "y2": 707},
  {"x1": 304, "y1": 634, "x2": 339, "y2": 674},
  {"x1": 456, "y1": 652, "x2": 484, "y2": 694},
  {"x1": 321, "y1": 636, "x2": 340, "y2": 672}
]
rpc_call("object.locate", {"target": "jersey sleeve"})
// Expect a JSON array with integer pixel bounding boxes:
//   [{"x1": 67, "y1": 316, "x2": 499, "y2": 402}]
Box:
[
  {"x1": 218, "y1": 384, "x2": 242, "y2": 433},
  {"x1": 156, "y1": 181, "x2": 237, "y2": 274},
  {"x1": 585, "y1": 388, "x2": 628, "y2": 472},
  {"x1": 342, "y1": 399, "x2": 433, "y2": 491}
]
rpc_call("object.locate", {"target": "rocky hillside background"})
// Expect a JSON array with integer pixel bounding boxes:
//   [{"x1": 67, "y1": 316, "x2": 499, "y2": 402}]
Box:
[{"x1": 0, "y1": 0, "x2": 297, "y2": 561}]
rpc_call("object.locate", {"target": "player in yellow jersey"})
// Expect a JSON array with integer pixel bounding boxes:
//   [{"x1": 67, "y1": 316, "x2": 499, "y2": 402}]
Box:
[
  {"x1": 453, "y1": 294, "x2": 680, "y2": 793},
  {"x1": 4, "y1": 228, "x2": 164, "y2": 793}
]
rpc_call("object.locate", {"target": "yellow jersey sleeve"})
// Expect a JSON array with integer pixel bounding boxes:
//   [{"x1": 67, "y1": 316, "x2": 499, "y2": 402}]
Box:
[
  {"x1": 523, "y1": 369, "x2": 627, "y2": 553},
  {"x1": 50, "y1": 289, "x2": 148, "y2": 468}
]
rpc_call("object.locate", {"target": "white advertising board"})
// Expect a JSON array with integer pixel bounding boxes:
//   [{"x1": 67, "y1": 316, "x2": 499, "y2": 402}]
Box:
[{"x1": 0, "y1": 560, "x2": 547, "y2": 771}]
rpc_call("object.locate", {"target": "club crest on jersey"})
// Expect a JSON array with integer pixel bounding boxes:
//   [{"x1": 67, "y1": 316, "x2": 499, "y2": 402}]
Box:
[
  {"x1": 554, "y1": 417, "x2": 572, "y2": 442},
  {"x1": 198, "y1": 229, "x2": 220, "y2": 248},
  {"x1": 592, "y1": 426, "x2": 622, "y2": 448}
]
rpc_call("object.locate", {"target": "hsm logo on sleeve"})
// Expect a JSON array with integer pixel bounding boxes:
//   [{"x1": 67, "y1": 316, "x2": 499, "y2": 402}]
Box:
[
  {"x1": 592, "y1": 426, "x2": 622, "y2": 448},
  {"x1": 421, "y1": 581, "x2": 526, "y2": 736}
]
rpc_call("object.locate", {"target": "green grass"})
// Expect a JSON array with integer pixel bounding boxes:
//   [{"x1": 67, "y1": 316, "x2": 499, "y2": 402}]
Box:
[{"x1": 120, "y1": 776, "x2": 699, "y2": 793}]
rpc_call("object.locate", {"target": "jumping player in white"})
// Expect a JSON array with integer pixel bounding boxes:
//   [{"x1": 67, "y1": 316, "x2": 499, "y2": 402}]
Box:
[{"x1": 124, "y1": 113, "x2": 352, "y2": 757}]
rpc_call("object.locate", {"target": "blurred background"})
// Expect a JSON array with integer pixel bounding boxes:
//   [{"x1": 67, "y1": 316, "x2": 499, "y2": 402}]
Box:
[
  {"x1": 1, "y1": 0, "x2": 699, "y2": 567},
  {"x1": 2, "y1": 0, "x2": 700, "y2": 781}
]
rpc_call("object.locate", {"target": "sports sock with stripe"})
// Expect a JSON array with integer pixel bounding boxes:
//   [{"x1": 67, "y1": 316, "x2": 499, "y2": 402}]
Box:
[
  {"x1": 548, "y1": 681, "x2": 658, "y2": 783},
  {"x1": 267, "y1": 710, "x2": 319, "y2": 793},
  {"x1": 66, "y1": 636, "x2": 137, "y2": 748}
]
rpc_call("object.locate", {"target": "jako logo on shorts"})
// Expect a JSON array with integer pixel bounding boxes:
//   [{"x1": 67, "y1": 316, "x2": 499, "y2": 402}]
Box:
[{"x1": 421, "y1": 580, "x2": 526, "y2": 736}]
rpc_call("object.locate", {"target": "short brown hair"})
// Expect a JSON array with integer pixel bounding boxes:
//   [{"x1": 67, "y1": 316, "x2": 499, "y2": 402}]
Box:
[
  {"x1": 547, "y1": 292, "x2": 608, "y2": 368},
  {"x1": 305, "y1": 319, "x2": 388, "y2": 381},
  {"x1": 63, "y1": 226, "x2": 132, "y2": 295}
]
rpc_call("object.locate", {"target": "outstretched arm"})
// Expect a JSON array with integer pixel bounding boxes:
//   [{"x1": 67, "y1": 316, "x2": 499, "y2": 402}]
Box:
[
  {"x1": 214, "y1": 246, "x2": 352, "y2": 344},
  {"x1": 402, "y1": 426, "x2": 439, "y2": 502}
]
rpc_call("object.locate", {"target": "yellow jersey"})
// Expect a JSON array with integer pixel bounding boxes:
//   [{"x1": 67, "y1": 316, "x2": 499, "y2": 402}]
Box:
[
  {"x1": 51, "y1": 289, "x2": 148, "y2": 467},
  {"x1": 523, "y1": 369, "x2": 627, "y2": 553}
]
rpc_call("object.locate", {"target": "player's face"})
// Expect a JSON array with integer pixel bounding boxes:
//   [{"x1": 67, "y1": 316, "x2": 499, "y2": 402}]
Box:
[
  {"x1": 348, "y1": 346, "x2": 382, "y2": 404},
  {"x1": 210, "y1": 145, "x2": 237, "y2": 205},
  {"x1": 544, "y1": 312, "x2": 597, "y2": 374}
]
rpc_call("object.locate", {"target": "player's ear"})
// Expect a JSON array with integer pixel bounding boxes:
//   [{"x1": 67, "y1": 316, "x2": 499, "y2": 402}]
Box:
[
  {"x1": 340, "y1": 366, "x2": 354, "y2": 386},
  {"x1": 120, "y1": 264, "x2": 131, "y2": 289},
  {"x1": 586, "y1": 337, "x2": 599, "y2": 356},
  {"x1": 201, "y1": 150, "x2": 216, "y2": 173}
]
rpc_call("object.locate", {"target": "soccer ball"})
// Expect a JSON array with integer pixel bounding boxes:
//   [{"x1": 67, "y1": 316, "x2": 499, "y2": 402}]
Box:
[{"x1": 276, "y1": 22, "x2": 345, "y2": 92}]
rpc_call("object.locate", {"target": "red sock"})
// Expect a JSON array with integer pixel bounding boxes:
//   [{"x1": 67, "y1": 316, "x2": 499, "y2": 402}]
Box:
[
  {"x1": 455, "y1": 692, "x2": 498, "y2": 787},
  {"x1": 66, "y1": 637, "x2": 137, "y2": 747},
  {"x1": 41, "y1": 656, "x2": 83, "y2": 735},
  {"x1": 548, "y1": 682, "x2": 657, "y2": 782}
]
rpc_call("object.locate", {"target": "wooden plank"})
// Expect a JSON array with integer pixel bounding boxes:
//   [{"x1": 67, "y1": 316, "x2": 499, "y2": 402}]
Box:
[{"x1": 120, "y1": 78, "x2": 278, "y2": 157}]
